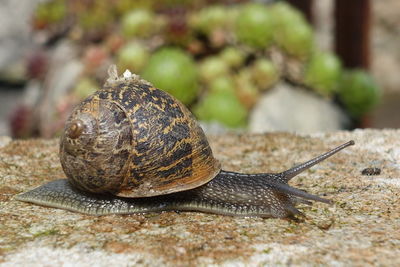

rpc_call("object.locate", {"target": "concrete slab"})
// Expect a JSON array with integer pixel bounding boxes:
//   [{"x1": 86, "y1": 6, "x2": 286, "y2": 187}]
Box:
[{"x1": 0, "y1": 130, "x2": 399, "y2": 266}]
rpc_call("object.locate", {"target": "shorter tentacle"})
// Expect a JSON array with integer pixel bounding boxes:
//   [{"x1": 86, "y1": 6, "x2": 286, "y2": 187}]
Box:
[
  {"x1": 290, "y1": 196, "x2": 313, "y2": 206},
  {"x1": 265, "y1": 179, "x2": 332, "y2": 204}
]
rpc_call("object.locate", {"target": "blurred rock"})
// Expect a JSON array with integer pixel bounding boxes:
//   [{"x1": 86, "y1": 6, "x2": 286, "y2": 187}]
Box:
[
  {"x1": 372, "y1": 0, "x2": 400, "y2": 93},
  {"x1": 0, "y1": 136, "x2": 11, "y2": 148},
  {"x1": 37, "y1": 41, "x2": 83, "y2": 137},
  {"x1": 249, "y1": 83, "x2": 348, "y2": 133},
  {"x1": 0, "y1": 0, "x2": 42, "y2": 82},
  {"x1": 314, "y1": 0, "x2": 400, "y2": 94},
  {"x1": 199, "y1": 121, "x2": 245, "y2": 136}
]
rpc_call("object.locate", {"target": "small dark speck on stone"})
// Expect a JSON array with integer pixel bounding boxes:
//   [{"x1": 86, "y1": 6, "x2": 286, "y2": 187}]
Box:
[{"x1": 361, "y1": 167, "x2": 381, "y2": 176}]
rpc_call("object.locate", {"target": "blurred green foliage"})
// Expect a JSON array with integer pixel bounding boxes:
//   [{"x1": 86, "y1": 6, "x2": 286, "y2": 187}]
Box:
[{"x1": 31, "y1": 0, "x2": 380, "y2": 129}]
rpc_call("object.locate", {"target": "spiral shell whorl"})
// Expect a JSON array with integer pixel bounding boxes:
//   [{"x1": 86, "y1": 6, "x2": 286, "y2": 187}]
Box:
[{"x1": 60, "y1": 97, "x2": 133, "y2": 195}]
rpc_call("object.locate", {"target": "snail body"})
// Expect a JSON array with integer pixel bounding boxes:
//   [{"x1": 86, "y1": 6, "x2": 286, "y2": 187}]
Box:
[{"x1": 16, "y1": 66, "x2": 354, "y2": 218}]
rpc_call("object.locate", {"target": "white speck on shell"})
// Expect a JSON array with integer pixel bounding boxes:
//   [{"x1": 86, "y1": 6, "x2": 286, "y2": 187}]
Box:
[
  {"x1": 123, "y1": 70, "x2": 132, "y2": 78},
  {"x1": 106, "y1": 64, "x2": 153, "y2": 87}
]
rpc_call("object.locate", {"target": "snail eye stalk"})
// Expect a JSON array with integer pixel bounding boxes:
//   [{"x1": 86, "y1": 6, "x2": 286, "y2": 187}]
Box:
[{"x1": 67, "y1": 120, "x2": 84, "y2": 139}]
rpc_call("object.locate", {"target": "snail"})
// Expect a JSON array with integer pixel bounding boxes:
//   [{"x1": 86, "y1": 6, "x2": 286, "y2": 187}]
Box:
[{"x1": 15, "y1": 65, "x2": 354, "y2": 218}]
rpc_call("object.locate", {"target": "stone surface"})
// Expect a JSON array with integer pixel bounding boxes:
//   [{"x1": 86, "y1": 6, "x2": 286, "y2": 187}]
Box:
[{"x1": 0, "y1": 130, "x2": 399, "y2": 266}]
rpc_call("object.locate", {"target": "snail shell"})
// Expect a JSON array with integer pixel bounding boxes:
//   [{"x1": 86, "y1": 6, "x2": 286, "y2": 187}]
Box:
[
  {"x1": 60, "y1": 66, "x2": 220, "y2": 198},
  {"x1": 16, "y1": 66, "x2": 355, "y2": 218}
]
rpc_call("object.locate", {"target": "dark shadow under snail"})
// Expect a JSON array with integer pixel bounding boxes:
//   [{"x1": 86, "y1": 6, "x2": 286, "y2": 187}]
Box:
[{"x1": 15, "y1": 66, "x2": 355, "y2": 218}]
